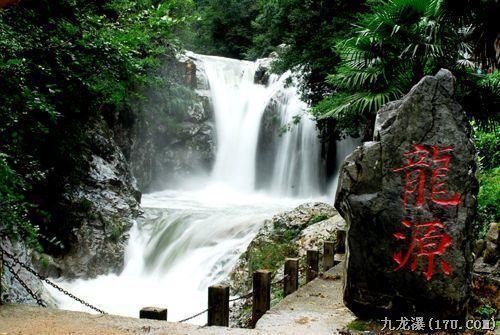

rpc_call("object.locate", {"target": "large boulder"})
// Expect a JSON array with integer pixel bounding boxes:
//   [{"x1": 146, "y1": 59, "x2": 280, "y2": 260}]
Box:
[{"x1": 335, "y1": 69, "x2": 478, "y2": 319}]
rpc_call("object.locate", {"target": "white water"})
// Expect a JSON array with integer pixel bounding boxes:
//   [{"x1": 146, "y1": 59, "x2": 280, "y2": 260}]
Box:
[
  {"x1": 49, "y1": 188, "x2": 313, "y2": 323},
  {"x1": 47, "y1": 53, "x2": 349, "y2": 323},
  {"x1": 195, "y1": 54, "x2": 323, "y2": 196}
]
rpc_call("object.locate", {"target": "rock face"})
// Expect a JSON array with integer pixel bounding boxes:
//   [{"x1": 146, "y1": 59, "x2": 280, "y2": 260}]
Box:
[
  {"x1": 36, "y1": 121, "x2": 141, "y2": 279},
  {"x1": 335, "y1": 69, "x2": 478, "y2": 319},
  {"x1": 128, "y1": 53, "x2": 215, "y2": 191}
]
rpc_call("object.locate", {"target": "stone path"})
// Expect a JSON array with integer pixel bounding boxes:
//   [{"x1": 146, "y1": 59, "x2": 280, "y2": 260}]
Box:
[
  {"x1": 0, "y1": 261, "x2": 353, "y2": 335},
  {"x1": 255, "y1": 260, "x2": 355, "y2": 335}
]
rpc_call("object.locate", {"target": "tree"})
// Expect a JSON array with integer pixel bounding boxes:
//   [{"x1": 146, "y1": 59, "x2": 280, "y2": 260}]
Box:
[
  {"x1": 193, "y1": 0, "x2": 259, "y2": 59},
  {"x1": 313, "y1": 0, "x2": 448, "y2": 138},
  {"x1": 312, "y1": 0, "x2": 499, "y2": 138},
  {"x1": 0, "y1": 0, "x2": 195, "y2": 246},
  {"x1": 249, "y1": 0, "x2": 365, "y2": 104}
]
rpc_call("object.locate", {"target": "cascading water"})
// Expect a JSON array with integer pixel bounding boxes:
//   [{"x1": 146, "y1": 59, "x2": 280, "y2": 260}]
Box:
[
  {"x1": 195, "y1": 54, "x2": 323, "y2": 196},
  {"x1": 47, "y1": 52, "x2": 348, "y2": 323}
]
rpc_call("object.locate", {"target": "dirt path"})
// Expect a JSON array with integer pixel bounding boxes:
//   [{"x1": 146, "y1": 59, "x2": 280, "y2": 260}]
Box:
[{"x1": 0, "y1": 304, "x2": 265, "y2": 335}]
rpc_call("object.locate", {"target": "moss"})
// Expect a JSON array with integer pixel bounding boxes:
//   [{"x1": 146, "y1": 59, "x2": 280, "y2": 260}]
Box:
[
  {"x1": 307, "y1": 214, "x2": 329, "y2": 225},
  {"x1": 38, "y1": 254, "x2": 49, "y2": 269},
  {"x1": 248, "y1": 242, "x2": 295, "y2": 273},
  {"x1": 347, "y1": 319, "x2": 381, "y2": 331},
  {"x1": 109, "y1": 223, "x2": 125, "y2": 243},
  {"x1": 271, "y1": 285, "x2": 284, "y2": 306},
  {"x1": 103, "y1": 218, "x2": 126, "y2": 243},
  {"x1": 474, "y1": 303, "x2": 497, "y2": 318},
  {"x1": 347, "y1": 319, "x2": 370, "y2": 331}
]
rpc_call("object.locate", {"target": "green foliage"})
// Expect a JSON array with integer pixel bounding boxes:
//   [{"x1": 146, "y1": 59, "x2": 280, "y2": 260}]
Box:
[
  {"x1": 307, "y1": 214, "x2": 329, "y2": 225},
  {"x1": 474, "y1": 304, "x2": 497, "y2": 318},
  {"x1": 0, "y1": 154, "x2": 38, "y2": 247},
  {"x1": 477, "y1": 168, "x2": 500, "y2": 232},
  {"x1": 474, "y1": 126, "x2": 499, "y2": 170},
  {"x1": 248, "y1": 242, "x2": 293, "y2": 273},
  {"x1": 270, "y1": 285, "x2": 284, "y2": 306},
  {"x1": 458, "y1": 71, "x2": 500, "y2": 131},
  {"x1": 192, "y1": 0, "x2": 259, "y2": 59},
  {"x1": 0, "y1": 0, "x2": 195, "y2": 246},
  {"x1": 306, "y1": 0, "x2": 499, "y2": 138},
  {"x1": 314, "y1": 0, "x2": 447, "y2": 137},
  {"x1": 250, "y1": 0, "x2": 364, "y2": 104}
]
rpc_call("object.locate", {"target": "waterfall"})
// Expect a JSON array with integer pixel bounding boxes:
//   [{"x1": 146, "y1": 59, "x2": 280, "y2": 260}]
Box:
[
  {"x1": 47, "y1": 53, "x2": 335, "y2": 323},
  {"x1": 194, "y1": 53, "x2": 323, "y2": 197}
]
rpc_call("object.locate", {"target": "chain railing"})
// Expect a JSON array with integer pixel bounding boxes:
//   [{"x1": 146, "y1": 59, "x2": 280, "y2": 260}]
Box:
[
  {"x1": 176, "y1": 274, "x2": 289, "y2": 323},
  {"x1": 1, "y1": 247, "x2": 107, "y2": 314},
  {"x1": 1, "y1": 236, "x2": 342, "y2": 328}
]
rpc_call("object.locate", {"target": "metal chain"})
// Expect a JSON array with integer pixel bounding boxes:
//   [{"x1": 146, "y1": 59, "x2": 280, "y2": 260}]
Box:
[
  {"x1": 177, "y1": 307, "x2": 210, "y2": 323},
  {"x1": 2, "y1": 255, "x2": 47, "y2": 307},
  {"x1": 2, "y1": 248, "x2": 106, "y2": 314},
  {"x1": 177, "y1": 275, "x2": 292, "y2": 323},
  {"x1": 229, "y1": 291, "x2": 252, "y2": 302}
]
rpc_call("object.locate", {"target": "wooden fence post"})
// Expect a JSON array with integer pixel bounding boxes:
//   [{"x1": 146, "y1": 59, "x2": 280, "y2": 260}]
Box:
[
  {"x1": 284, "y1": 258, "x2": 298, "y2": 296},
  {"x1": 252, "y1": 269, "x2": 271, "y2": 327},
  {"x1": 306, "y1": 249, "x2": 319, "y2": 283},
  {"x1": 139, "y1": 307, "x2": 168, "y2": 320},
  {"x1": 208, "y1": 284, "x2": 229, "y2": 327},
  {"x1": 336, "y1": 230, "x2": 346, "y2": 254},
  {"x1": 323, "y1": 241, "x2": 335, "y2": 271}
]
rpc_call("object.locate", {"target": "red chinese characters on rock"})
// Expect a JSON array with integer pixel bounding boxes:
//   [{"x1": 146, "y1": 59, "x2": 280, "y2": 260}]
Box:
[
  {"x1": 391, "y1": 144, "x2": 460, "y2": 281},
  {"x1": 393, "y1": 220, "x2": 452, "y2": 281},
  {"x1": 392, "y1": 145, "x2": 460, "y2": 207}
]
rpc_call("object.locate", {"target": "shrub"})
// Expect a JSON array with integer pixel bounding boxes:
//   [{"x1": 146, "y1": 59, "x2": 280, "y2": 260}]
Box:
[{"x1": 477, "y1": 168, "x2": 500, "y2": 238}]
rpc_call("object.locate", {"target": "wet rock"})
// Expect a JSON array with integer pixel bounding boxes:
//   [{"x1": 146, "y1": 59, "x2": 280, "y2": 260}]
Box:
[
  {"x1": 254, "y1": 58, "x2": 273, "y2": 86},
  {"x1": 472, "y1": 258, "x2": 500, "y2": 319},
  {"x1": 335, "y1": 69, "x2": 478, "y2": 319},
  {"x1": 484, "y1": 242, "x2": 498, "y2": 265},
  {"x1": 296, "y1": 215, "x2": 345, "y2": 257},
  {"x1": 255, "y1": 92, "x2": 283, "y2": 190}
]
